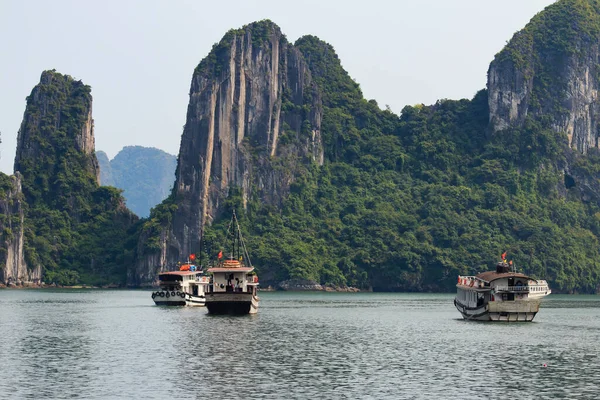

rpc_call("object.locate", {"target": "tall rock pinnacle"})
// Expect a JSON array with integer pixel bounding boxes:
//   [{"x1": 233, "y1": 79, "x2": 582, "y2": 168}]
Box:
[
  {"x1": 11, "y1": 70, "x2": 135, "y2": 286},
  {"x1": 171, "y1": 20, "x2": 323, "y2": 258},
  {"x1": 14, "y1": 70, "x2": 100, "y2": 208}
]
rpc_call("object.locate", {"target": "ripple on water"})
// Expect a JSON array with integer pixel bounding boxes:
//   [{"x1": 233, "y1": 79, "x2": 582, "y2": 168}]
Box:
[{"x1": 0, "y1": 290, "x2": 599, "y2": 399}]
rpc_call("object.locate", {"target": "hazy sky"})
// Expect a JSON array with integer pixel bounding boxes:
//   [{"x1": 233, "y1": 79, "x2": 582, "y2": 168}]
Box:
[{"x1": 0, "y1": 0, "x2": 555, "y2": 174}]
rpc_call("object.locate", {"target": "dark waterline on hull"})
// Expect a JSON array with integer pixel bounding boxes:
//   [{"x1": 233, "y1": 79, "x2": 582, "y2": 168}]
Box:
[
  {"x1": 206, "y1": 301, "x2": 252, "y2": 315},
  {"x1": 153, "y1": 300, "x2": 186, "y2": 306}
]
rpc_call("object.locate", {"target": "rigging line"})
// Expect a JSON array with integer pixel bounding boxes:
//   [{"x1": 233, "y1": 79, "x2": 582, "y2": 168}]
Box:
[
  {"x1": 235, "y1": 212, "x2": 253, "y2": 268},
  {"x1": 225, "y1": 210, "x2": 234, "y2": 243},
  {"x1": 233, "y1": 209, "x2": 238, "y2": 259},
  {"x1": 230, "y1": 209, "x2": 237, "y2": 258}
]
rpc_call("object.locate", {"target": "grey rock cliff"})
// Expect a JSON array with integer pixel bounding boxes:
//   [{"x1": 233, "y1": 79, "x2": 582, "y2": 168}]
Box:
[
  {"x1": 130, "y1": 21, "x2": 324, "y2": 285},
  {"x1": 487, "y1": 1, "x2": 600, "y2": 154},
  {"x1": 0, "y1": 173, "x2": 41, "y2": 285},
  {"x1": 487, "y1": 35, "x2": 535, "y2": 133}
]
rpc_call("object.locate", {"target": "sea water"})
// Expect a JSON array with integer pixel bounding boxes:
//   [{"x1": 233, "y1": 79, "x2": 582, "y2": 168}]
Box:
[{"x1": 0, "y1": 290, "x2": 599, "y2": 399}]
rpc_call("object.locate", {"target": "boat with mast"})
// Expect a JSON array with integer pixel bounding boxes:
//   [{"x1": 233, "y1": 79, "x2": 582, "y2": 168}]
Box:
[{"x1": 205, "y1": 211, "x2": 260, "y2": 315}]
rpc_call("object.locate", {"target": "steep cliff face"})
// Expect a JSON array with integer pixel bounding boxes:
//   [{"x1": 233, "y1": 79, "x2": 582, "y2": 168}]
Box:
[
  {"x1": 0, "y1": 173, "x2": 41, "y2": 285},
  {"x1": 488, "y1": 0, "x2": 600, "y2": 153},
  {"x1": 132, "y1": 21, "x2": 322, "y2": 283},
  {"x1": 178, "y1": 20, "x2": 322, "y2": 230}
]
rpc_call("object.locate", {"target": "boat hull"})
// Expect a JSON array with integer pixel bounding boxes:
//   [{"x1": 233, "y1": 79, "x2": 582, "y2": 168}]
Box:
[
  {"x1": 454, "y1": 298, "x2": 540, "y2": 322},
  {"x1": 487, "y1": 299, "x2": 540, "y2": 322},
  {"x1": 152, "y1": 290, "x2": 205, "y2": 307},
  {"x1": 184, "y1": 293, "x2": 206, "y2": 307},
  {"x1": 205, "y1": 292, "x2": 259, "y2": 315}
]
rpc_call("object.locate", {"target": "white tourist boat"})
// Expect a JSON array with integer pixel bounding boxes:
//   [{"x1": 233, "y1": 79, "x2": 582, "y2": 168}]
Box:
[
  {"x1": 205, "y1": 211, "x2": 260, "y2": 315},
  {"x1": 152, "y1": 268, "x2": 210, "y2": 307},
  {"x1": 455, "y1": 260, "x2": 551, "y2": 322}
]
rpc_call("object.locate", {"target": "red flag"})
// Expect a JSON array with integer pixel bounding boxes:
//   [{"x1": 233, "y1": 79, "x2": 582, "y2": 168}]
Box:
[
  {"x1": 501, "y1": 251, "x2": 507, "y2": 260},
  {"x1": 218, "y1": 250, "x2": 223, "y2": 259},
  {"x1": 189, "y1": 254, "x2": 196, "y2": 261}
]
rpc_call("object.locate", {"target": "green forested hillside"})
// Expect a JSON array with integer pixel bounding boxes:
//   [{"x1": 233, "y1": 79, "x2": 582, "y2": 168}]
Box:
[
  {"x1": 197, "y1": 31, "x2": 600, "y2": 293},
  {"x1": 13, "y1": 4, "x2": 600, "y2": 291}
]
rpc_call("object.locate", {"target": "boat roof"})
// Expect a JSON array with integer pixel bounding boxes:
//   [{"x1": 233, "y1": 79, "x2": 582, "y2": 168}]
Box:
[
  {"x1": 159, "y1": 271, "x2": 203, "y2": 276},
  {"x1": 207, "y1": 267, "x2": 254, "y2": 273},
  {"x1": 475, "y1": 271, "x2": 532, "y2": 283}
]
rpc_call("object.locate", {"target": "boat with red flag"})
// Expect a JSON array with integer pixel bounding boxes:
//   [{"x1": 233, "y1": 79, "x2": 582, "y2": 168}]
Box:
[
  {"x1": 454, "y1": 253, "x2": 551, "y2": 322},
  {"x1": 205, "y1": 211, "x2": 260, "y2": 315}
]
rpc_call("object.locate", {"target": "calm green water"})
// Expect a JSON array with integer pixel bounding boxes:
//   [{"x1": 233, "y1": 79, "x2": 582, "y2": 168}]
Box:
[{"x1": 0, "y1": 290, "x2": 599, "y2": 399}]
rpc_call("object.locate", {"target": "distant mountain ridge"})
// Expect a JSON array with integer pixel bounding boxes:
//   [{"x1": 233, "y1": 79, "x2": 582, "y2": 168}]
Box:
[{"x1": 97, "y1": 146, "x2": 176, "y2": 218}]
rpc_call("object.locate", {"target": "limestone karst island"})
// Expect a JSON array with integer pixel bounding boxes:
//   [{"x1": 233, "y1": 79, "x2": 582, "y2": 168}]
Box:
[{"x1": 3, "y1": 0, "x2": 600, "y2": 295}]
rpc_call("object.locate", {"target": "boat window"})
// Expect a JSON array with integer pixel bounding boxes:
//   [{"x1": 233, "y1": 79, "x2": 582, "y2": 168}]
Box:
[{"x1": 159, "y1": 275, "x2": 183, "y2": 282}]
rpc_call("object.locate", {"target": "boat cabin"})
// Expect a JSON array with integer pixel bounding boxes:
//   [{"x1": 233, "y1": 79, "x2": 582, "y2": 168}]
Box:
[
  {"x1": 207, "y1": 259, "x2": 259, "y2": 295},
  {"x1": 457, "y1": 262, "x2": 550, "y2": 308},
  {"x1": 455, "y1": 261, "x2": 551, "y2": 322},
  {"x1": 158, "y1": 271, "x2": 210, "y2": 296}
]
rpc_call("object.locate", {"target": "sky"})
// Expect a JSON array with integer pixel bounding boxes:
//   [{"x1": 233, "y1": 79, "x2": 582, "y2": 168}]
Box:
[{"x1": 0, "y1": 0, "x2": 555, "y2": 174}]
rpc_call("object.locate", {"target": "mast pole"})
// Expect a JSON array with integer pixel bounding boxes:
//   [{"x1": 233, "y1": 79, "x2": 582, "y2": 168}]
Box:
[{"x1": 234, "y1": 209, "x2": 239, "y2": 260}]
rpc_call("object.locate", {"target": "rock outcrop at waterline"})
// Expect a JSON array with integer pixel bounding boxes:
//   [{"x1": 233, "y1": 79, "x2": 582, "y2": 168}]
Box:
[
  {"x1": 487, "y1": 0, "x2": 600, "y2": 154},
  {"x1": 131, "y1": 21, "x2": 324, "y2": 285},
  {"x1": 0, "y1": 173, "x2": 41, "y2": 286}
]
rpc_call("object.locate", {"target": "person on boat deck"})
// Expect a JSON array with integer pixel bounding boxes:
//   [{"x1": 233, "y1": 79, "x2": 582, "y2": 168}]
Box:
[{"x1": 225, "y1": 273, "x2": 234, "y2": 291}]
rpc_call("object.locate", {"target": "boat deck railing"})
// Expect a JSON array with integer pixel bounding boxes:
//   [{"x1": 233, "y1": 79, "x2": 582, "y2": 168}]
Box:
[
  {"x1": 457, "y1": 276, "x2": 487, "y2": 289},
  {"x1": 495, "y1": 284, "x2": 548, "y2": 292}
]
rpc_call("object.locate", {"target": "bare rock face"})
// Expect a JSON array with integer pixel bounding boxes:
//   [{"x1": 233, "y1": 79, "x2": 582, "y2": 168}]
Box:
[
  {"x1": 130, "y1": 21, "x2": 323, "y2": 284},
  {"x1": 487, "y1": 34, "x2": 535, "y2": 133},
  {"x1": 176, "y1": 21, "x2": 323, "y2": 237},
  {"x1": 0, "y1": 173, "x2": 41, "y2": 285},
  {"x1": 487, "y1": 0, "x2": 600, "y2": 154},
  {"x1": 127, "y1": 227, "x2": 172, "y2": 287}
]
